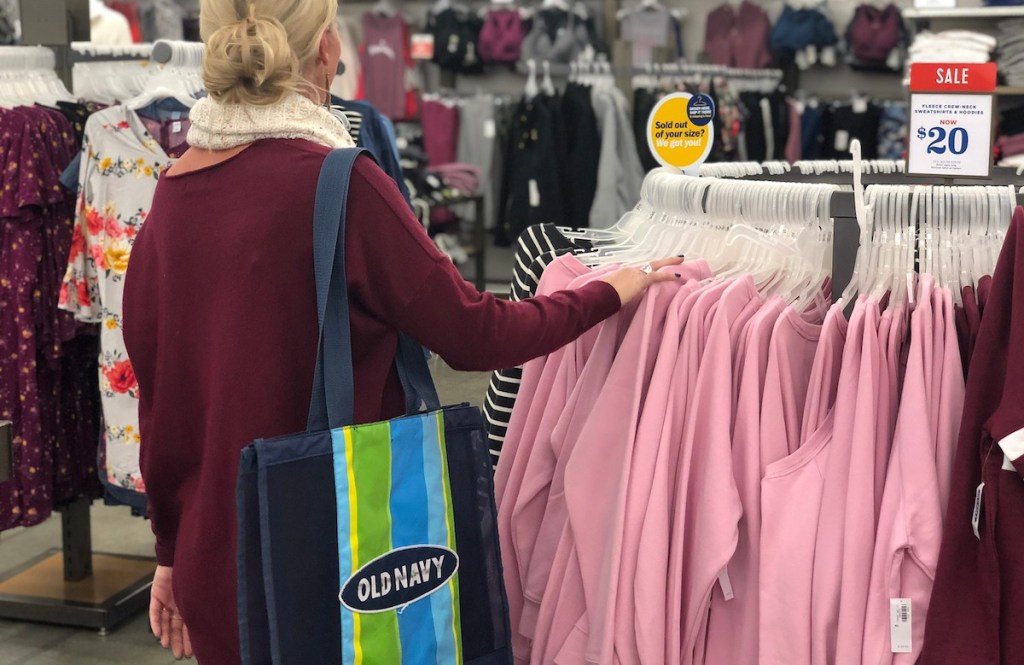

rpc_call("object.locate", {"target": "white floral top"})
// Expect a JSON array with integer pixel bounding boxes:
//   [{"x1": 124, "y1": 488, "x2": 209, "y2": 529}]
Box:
[{"x1": 59, "y1": 106, "x2": 176, "y2": 494}]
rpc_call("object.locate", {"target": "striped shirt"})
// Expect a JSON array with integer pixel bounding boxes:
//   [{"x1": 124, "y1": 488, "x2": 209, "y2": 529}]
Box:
[{"x1": 484, "y1": 224, "x2": 592, "y2": 468}]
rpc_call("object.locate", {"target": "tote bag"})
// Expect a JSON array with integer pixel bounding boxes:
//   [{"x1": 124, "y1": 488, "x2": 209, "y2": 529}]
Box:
[{"x1": 236, "y1": 148, "x2": 512, "y2": 665}]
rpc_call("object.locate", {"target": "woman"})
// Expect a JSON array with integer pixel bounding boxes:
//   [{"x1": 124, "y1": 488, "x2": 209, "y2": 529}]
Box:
[{"x1": 122, "y1": 0, "x2": 679, "y2": 661}]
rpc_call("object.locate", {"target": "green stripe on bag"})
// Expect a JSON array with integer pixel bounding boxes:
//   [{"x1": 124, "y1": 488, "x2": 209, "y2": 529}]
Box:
[{"x1": 350, "y1": 423, "x2": 402, "y2": 663}]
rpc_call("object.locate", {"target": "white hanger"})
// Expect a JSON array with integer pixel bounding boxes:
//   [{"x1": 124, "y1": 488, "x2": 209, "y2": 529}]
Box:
[
  {"x1": 541, "y1": 61, "x2": 556, "y2": 96},
  {"x1": 524, "y1": 59, "x2": 539, "y2": 100}
]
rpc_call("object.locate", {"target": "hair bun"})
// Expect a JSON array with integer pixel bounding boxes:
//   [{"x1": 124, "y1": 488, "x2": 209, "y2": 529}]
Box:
[
  {"x1": 202, "y1": 9, "x2": 299, "y2": 105},
  {"x1": 199, "y1": 0, "x2": 338, "y2": 106}
]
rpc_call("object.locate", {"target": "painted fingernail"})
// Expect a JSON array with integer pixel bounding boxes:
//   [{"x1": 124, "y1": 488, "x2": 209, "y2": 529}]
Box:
[
  {"x1": 677, "y1": 254, "x2": 685, "y2": 258},
  {"x1": 674, "y1": 273, "x2": 681, "y2": 278}
]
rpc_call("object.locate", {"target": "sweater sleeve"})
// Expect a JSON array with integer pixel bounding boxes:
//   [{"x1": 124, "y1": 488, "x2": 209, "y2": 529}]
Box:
[
  {"x1": 344, "y1": 156, "x2": 621, "y2": 372},
  {"x1": 122, "y1": 218, "x2": 180, "y2": 566}
]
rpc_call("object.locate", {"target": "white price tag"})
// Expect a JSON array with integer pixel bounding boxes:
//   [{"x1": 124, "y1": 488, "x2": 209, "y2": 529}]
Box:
[
  {"x1": 483, "y1": 119, "x2": 496, "y2": 139},
  {"x1": 172, "y1": 121, "x2": 182, "y2": 134},
  {"x1": 973, "y1": 481, "x2": 985, "y2": 539},
  {"x1": 908, "y1": 93, "x2": 993, "y2": 178},
  {"x1": 528, "y1": 180, "x2": 540, "y2": 208},
  {"x1": 718, "y1": 568, "x2": 734, "y2": 601},
  {"x1": 890, "y1": 598, "x2": 912, "y2": 653}
]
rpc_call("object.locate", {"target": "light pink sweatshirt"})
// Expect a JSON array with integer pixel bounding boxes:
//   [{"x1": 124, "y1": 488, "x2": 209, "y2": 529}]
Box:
[
  {"x1": 665, "y1": 276, "x2": 761, "y2": 665},
  {"x1": 759, "y1": 302, "x2": 855, "y2": 665}
]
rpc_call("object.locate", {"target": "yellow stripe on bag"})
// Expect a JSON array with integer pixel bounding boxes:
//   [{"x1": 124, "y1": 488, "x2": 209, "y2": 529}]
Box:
[{"x1": 345, "y1": 428, "x2": 362, "y2": 664}]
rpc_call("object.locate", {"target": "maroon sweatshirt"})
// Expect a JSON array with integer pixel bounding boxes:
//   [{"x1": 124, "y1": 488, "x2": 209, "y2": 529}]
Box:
[
  {"x1": 122, "y1": 139, "x2": 619, "y2": 665},
  {"x1": 921, "y1": 207, "x2": 1024, "y2": 664}
]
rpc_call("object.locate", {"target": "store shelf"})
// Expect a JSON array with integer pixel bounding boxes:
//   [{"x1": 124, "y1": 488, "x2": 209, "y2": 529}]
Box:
[
  {"x1": 904, "y1": 6, "x2": 1024, "y2": 20},
  {"x1": 997, "y1": 86, "x2": 1024, "y2": 96}
]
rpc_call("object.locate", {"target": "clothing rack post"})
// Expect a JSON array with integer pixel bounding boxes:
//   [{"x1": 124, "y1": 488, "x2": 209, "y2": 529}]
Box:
[
  {"x1": 0, "y1": 2, "x2": 155, "y2": 631},
  {"x1": 18, "y1": 0, "x2": 89, "y2": 87},
  {"x1": 0, "y1": 422, "x2": 11, "y2": 484}
]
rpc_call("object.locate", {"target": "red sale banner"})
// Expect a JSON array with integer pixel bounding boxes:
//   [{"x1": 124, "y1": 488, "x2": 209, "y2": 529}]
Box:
[{"x1": 910, "y1": 63, "x2": 997, "y2": 93}]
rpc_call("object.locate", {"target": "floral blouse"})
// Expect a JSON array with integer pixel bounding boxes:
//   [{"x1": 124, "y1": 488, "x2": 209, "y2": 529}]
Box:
[{"x1": 59, "y1": 105, "x2": 178, "y2": 495}]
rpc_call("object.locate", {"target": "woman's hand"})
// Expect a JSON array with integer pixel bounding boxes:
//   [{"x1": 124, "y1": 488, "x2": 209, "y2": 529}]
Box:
[
  {"x1": 150, "y1": 565, "x2": 193, "y2": 660},
  {"x1": 601, "y1": 257, "x2": 686, "y2": 306}
]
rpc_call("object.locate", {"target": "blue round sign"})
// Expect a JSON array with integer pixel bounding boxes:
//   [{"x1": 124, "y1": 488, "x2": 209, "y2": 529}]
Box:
[{"x1": 687, "y1": 94, "x2": 716, "y2": 127}]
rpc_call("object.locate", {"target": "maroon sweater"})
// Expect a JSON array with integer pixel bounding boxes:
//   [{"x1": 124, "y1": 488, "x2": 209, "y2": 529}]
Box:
[{"x1": 122, "y1": 139, "x2": 619, "y2": 665}]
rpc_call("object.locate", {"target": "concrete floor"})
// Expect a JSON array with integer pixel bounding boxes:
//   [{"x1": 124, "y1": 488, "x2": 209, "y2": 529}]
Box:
[{"x1": 0, "y1": 360, "x2": 495, "y2": 664}]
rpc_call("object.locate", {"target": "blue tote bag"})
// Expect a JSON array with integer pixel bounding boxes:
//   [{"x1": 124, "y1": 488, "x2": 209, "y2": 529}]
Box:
[{"x1": 236, "y1": 148, "x2": 511, "y2": 665}]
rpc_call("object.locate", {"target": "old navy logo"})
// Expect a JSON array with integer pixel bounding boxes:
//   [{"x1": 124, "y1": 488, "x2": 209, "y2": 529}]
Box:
[{"x1": 339, "y1": 545, "x2": 459, "y2": 614}]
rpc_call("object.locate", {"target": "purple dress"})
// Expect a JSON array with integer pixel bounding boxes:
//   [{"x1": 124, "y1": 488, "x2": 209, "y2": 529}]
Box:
[{"x1": 0, "y1": 105, "x2": 102, "y2": 531}]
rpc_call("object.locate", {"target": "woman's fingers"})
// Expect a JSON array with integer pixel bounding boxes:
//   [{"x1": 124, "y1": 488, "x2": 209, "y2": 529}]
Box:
[
  {"x1": 149, "y1": 597, "x2": 163, "y2": 639},
  {"x1": 648, "y1": 270, "x2": 682, "y2": 284},
  {"x1": 170, "y1": 613, "x2": 186, "y2": 658},
  {"x1": 183, "y1": 623, "x2": 194, "y2": 659},
  {"x1": 160, "y1": 608, "x2": 172, "y2": 650},
  {"x1": 648, "y1": 256, "x2": 685, "y2": 271}
]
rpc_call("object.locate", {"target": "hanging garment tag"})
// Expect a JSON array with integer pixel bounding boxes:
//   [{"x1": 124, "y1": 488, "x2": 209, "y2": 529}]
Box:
[
  {"x1": 529, "y1": 180, "x2": 541, "y2": 208},
  {"x1": 172, "y1": 121, "x2": 182, "y2": 134},
  {"x1": 718, "y1": 568, "x2": 734, "y2": 601},
  {"x1": 483, "y1": 119, "x2": 496, "y2": 139},
  {"x1": 834, "y1": 130, "x2": 850, "y2": 152},
  {"x1": 852, "y1": 98, "x2": 869, "y2": 114},
  {"x1": 886, "y1": 48, "x2": 901, "y2": 71},
  {"x1": 890, "y1": 598, "x2": 912, "y2": 653},
  {"x1": 972, "y1": 482, "x2": 985, "y2": 539},
  {"x1": 1004, "y1": 455, "x2": 1016, "y2": 471}
]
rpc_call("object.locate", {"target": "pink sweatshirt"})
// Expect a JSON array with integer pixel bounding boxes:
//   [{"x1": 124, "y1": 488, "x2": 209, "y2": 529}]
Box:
[
  {"x1": 496, "y1": 255, "x2": 617, "y2": 661},
  {"x1": 615, "y1": 278, "x2": 718, "y2": 665},
  {"x1": 564, "y1": 275, "x2": 695, "y2": 664},
  {"x1": 760, "y1": 302, "x2": 856, "y2": 665},
  {"x1": 863, "y1": 277, "x2": 942, "y2": 664},
  {"x1": 811, "y1": 297, "x2": 880, "y2": 665},
  {"x1": 701, "y1": 297, "x2": 786, "y2": 665},
  {"x1": 834, "y1": 302, "x2": 906, "y2": 665},
  {"x1": 933, "y1": 287, "x2": 963, "y2": 517},
  {"x1": 666, "y1": 276, "x2": 761, "y2": 665},
  {"x1": 512, "y1": 279, "x2": 628, "y2": 638},
  {"x1": 520, "y1": 261, "x2": 710, "y2": 643},
  {"x1": 529, "y1": 274, "x2": 692, "y2": 665}
]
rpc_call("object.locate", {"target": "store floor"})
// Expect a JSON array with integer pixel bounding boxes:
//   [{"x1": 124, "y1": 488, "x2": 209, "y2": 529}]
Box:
[{"x1": 0, "y1": 360, "x2": 493, "y2": 665}]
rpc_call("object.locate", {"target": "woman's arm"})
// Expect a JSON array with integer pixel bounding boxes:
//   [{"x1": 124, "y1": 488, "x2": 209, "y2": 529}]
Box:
[{"x1": 343, "y1": 156, "x2": 676, "y2": 372}]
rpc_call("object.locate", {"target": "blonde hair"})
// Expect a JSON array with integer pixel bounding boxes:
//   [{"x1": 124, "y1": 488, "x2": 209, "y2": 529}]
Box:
[{"x1": 200, "y1": 0, "x2": 339, "y2": 105}]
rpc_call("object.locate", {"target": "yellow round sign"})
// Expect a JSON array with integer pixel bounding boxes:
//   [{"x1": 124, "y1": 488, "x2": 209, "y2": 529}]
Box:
[{"x1": 646, "y1": 92, "x2": 715, "y2": 171}]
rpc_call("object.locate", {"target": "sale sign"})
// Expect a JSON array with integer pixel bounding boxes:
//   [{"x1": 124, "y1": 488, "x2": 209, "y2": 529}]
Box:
[{"x1": 907, "y1": 63, "x2": 996, "y2": 178}]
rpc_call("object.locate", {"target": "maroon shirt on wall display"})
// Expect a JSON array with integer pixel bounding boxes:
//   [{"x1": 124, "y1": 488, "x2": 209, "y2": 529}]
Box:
[
  {"x1": 703, "y1": 0, "x2": 773, "y2": 69},
  {"x1": 121, "y1": 139, "x2": 620, "y2": 665},
  {"x1": 921, "y1": 207, "x2": 1024, "y2": 664}
]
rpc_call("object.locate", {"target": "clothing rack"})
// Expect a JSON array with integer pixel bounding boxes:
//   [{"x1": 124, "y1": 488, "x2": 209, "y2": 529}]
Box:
[
  {"x1": 0, "y1": 9, "x2": 156, "y2": 632},
  {"x1": 691, "y1": 148, "x2": 1024, "y2": 305},
  {"x1": 818, "y1": 171, "x2": 1024, "y2": 303},
  {"x1": 70, "y1": 42, "x2": 153, "y2": 63},
  {"x1": 150, "y1": 38, "x2": 203, "y2": 66}
]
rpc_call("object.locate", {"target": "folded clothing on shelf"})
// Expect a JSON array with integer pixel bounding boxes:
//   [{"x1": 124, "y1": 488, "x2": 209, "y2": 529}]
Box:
[
  {"x1": 997, "y1": 19, "x2": 1024, "y2": 86},
  {"x1": 909, "y1": 30, "x2": 996, "y2": 64}
]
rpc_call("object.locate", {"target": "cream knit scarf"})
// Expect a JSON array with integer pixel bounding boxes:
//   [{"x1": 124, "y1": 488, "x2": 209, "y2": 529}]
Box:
[{"x1": 187, "y1": 92, "x2": 356, "y2": 150}]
